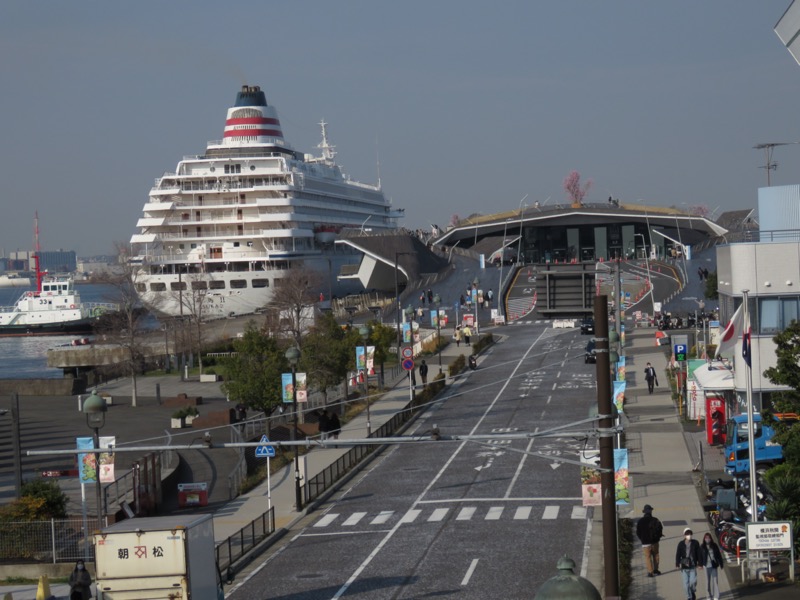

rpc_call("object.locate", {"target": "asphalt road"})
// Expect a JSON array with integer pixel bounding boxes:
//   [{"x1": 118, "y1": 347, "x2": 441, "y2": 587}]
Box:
[{"x1": 227, "y1": 321, "x2": 599, "y2": 599}]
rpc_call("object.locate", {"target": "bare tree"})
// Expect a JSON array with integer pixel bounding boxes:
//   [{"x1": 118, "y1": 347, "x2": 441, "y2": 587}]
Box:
[
  {"x1": 93, "y1": 243, "x2": 153, "y2": 407},
  {"x1": 265, "y1": 266, "x2": 324, "y2": 346},
  {"x1": 171, "y1": 270, "x2": 214, "y2": 376}
]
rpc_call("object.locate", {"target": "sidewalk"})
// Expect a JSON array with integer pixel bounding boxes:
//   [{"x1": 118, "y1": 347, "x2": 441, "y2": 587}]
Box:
[{"x1": 587, "y1": 327, "x2": 796, "y2": 599}]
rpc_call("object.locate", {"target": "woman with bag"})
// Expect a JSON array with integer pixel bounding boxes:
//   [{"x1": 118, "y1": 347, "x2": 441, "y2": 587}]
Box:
[{"x1": 699, "y1": 532, "x2": 724, "y2": 600}]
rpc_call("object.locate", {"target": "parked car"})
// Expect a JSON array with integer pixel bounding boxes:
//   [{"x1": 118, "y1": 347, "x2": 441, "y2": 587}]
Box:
[
  {"x1": 585, "y1": 340, "x2": 597, "y2": 363},
  {"x1": 580, "y1": 318, "x2": 595, "y2": 335}
]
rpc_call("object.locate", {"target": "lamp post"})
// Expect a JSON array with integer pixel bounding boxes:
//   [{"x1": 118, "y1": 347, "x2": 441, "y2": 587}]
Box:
[
  {"x1": 516, "y1": 194, "x2": 528, "y2": 264},
  {"x1": 394, "y1": 252, "x2": 414, "y2": 353},
  {"x1": 358, "y1": 325, "x2": 372, "y2": 436},
  {"x1": 433, "y1": 294, "x2": 442, "y2": 374},
  {"x1": 284, "y1": 346, "x2": 303, "y2": 511},
  {"x1": 498, "y1": 219, "x2": 511, "y2": 320},
  {"x1": 82, "y1": 390, "x2": 107, "y2": 522},
  {"x1": 635, "y1": 233, "x2": 655, "y2": 316}
]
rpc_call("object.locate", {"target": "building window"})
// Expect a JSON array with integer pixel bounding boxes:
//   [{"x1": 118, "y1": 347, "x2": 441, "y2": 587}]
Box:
[
  {"x1": 230, "y1": 279, "x2": 247, "y2": 289},
  {"x1": 135, "y1": 283, "x2": 146, "y2": 293},
  {"x1": 209, "y1": 280, "x2": 225, "y2": 290},
  {"x1": 150, "y1": 282, "x2": 167, "y2": 292},
  {"x1": 758, "y1": 296, "x2": 800, "y2": 334},
  {"x1": 252, "y1": 278, "x2": 269, "y2": 288},
  {"x1": 191, "y1": 281, "x2": 207, "y2": 290},
  {"x1": 170, "y1": 282, "x2": 187, "y2": 291}
]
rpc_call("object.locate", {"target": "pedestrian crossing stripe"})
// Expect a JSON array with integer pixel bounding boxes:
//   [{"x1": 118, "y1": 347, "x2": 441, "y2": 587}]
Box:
[{"x1": 311, "y1": 505, "x2": 587, "y2": 528}]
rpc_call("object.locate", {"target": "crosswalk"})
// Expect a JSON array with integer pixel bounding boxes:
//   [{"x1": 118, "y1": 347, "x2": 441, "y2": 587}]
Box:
[{"x1": 311, "y1": 505, "x2": 588, "y2": 529}]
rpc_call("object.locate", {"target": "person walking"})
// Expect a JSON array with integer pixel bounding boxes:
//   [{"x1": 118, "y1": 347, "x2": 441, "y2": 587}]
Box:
[
  {"x1": 462, "y1": 325, "x2": 472, "y2": 346},
  {"x1": 699, "y1": 532, "x2": 724, "y2": 600},
  {"x1": 675, "y1": 528, "x2": 702, "y2": 600},
  {"x1": 644, "y1": 362, "x2": 658, "y2": 394},
  {"x1": 635, "y1": 504, "x2": 663, "y2": 577},
  {"x1": 454, "y1": 326, "x2": 461, "y2": 347},
  {"x1": 317, "y1": 409, "x2": 331, "y2": 441},
  {"x1": 419, "y1": 359, "x2": 429, "y2": 387},
  {"x1": 68, "y1": 559, "x2": 93, "y2": 600},
  {"x1": 329, "y1": 412, "x2": 341, "y2": 440}
]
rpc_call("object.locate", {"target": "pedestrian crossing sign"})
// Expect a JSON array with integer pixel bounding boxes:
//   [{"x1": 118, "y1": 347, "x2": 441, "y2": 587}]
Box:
[{"x1": 255, "y1": 434, "x2": 276, "y2": 458}]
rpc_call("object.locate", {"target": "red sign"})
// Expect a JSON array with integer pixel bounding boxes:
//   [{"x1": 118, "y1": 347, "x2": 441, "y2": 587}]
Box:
[{"x1": 706, "y1": 396, "x2": 726, "y2": 446}]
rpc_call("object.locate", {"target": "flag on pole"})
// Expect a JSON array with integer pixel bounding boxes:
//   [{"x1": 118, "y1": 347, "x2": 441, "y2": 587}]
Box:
[
  {"x1": 742, "y1": 322, "x2": 752, "y2": 367},
  {"x1": 715, "y1": 304, "x2": 743, "y2": 359}
]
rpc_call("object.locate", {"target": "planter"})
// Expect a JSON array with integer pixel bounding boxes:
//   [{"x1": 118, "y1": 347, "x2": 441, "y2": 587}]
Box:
[{"x1": 171, "y1": 417, "x2": 186, "y2": 429}]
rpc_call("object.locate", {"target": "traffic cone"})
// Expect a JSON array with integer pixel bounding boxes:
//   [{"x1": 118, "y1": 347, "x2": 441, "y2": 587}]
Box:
[{"x1": 35, "y1": 575, "x2": 51, "y2": 600}]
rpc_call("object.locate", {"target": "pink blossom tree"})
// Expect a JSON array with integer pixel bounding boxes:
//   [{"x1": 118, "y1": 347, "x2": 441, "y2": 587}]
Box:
[{"x1": 563, "y1": 171, "x2": 592, "y2": 208}]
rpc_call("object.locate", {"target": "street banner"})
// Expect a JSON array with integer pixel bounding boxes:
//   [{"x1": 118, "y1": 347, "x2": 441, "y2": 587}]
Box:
[
  {"x1": 281, "y1": 373, "x2": 294, "y2": 403},
  {"x1": 613, "y1": 380, "x2": 626, "y2": 413},
  {"x1": 614, "y1": 449, "x2": 630, "y2": 505},
  {"x1": 430, "y1": 310, "x2": 438, "y2": 328},
  {"x1": 616, "y1": 355, "x2": 626, "y2": 381},
  {"x1": 296, "y1": 372, "x2": 307, "y2": 402},
  {"x1": 580, "y1": 450, "x2": 601, "y2": 507},
  {"x1": 402, "y1": 322, "x2": 411, "y2": 344},
  {"x1": 620, "y1": 323, "x2": 625, "y2": 346},
  {"x1": 356, "y1": 346, "x2": 366, "y2": 370},
  {"x1": 77, "y1": 436, "x2": 116, "y2": 484},
  {"x1": 366, "y1": 346, "x2": 375, "y2": 374}
]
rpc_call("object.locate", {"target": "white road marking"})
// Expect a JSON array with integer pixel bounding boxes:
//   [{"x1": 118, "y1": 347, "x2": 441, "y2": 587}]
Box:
[
  {"x1": 552, "y1": 382, "x2": 558, "y2": 390},
  {"x1": 571, "y1": 506, "x2": 587, "y2": 519},
  {"x1": 504, "y1": 430, "x2": 537, "y2": 498},
  {"x1": 514, "y1": 506, "x2": 532, "y2": 520},
  {"x1": 461, "y1": 559, "x2": 479, "y2": 586},
  {"x1": 542, "y1": 506, "x2": 560, "y2": 519},
  {"x1": 301, "y1": 530, "x2": 391, "y2": 538},
  {"x1": 546, "y1": 395, "x2": 552, "y2": 404},
  {"x1": 417, "y1": 497, "x2": 581, "y2": 504},
  {"x1": 485, "y1": 506, "x2": 504, "y2": 520},
  {"x1": 428, "y1": 508, "x2": 449, "y2": 522},
  {"x1": 370, "y1": 511, "x2": 393, "y2": 525},
  {"x1": 342, "y1": 512, "x2": 367, "y2": 526},
  {"x1": 400, "y1": 509, "x2": 421, "y2": 523},
  {"x1": 314, "y1": 514, "x2": 339, "y2": 527},
  {"x1": 332, "y1": 327, "x2": 552, "y2": 599},
  {"x1": 456, "y1": 507, "x2": 476, "y2": 520}
]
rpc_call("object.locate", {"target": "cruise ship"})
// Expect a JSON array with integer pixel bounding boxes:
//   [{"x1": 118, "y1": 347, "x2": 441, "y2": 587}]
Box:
[{"x1": 130, "y1": 85, "x2": 403, "y2": 318}]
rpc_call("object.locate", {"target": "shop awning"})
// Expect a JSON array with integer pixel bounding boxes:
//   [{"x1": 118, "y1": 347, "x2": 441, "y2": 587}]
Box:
[{"x1": 692, "y1": 362, "x2": 735, "y2": 391}]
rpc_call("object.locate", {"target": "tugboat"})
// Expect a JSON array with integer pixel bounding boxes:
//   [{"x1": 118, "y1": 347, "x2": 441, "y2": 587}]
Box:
[{"x1": 0, "y1": 254, "x2": 117, "y2": 337}]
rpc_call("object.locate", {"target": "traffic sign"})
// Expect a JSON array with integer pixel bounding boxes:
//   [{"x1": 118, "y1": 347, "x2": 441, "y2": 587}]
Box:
[
  {"x1": 402, "y1": 358, "x2": 415, "y2": 371},
  {"x1": 674, "y1": 344, "x2": 687, "y2": 362},
  {"x1": 255, "y1": 434, "x2": 276, "y2": 458},
  {"x1": 401, "y1": 346, "x2": 413, "y2": 359}
]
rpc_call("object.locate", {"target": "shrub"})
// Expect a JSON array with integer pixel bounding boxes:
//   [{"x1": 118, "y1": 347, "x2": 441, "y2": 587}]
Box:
[
  {"x1": 171, "y1": 406, "x2": 199, "y2": 419},
  {"x1": 0, "y1": 479, "x2": 69, "y2": 522},
  {"x1": 449, "y1": 354, "x2": 466, "y2": 377}
]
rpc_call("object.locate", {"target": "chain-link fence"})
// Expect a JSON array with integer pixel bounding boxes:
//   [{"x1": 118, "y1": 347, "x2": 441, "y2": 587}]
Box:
[{"x1": 0, "y1": 517, "x2": 102, "y2": 563}]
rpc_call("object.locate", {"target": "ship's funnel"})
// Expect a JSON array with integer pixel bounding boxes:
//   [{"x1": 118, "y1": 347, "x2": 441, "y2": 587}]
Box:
[{"x1": 223, "y1": 85, "x2": 284, "y2": 145}]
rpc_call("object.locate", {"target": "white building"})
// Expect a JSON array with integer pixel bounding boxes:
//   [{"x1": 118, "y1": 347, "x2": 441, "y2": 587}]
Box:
[{"x1": 716, "y1": 185, "x2": 800, "y2": 414}]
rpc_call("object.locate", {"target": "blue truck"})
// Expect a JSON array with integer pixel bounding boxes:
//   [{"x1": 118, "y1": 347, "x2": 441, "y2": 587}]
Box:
[{"x1": 725, "y1": 413, "x2": 798, "y2": 475}]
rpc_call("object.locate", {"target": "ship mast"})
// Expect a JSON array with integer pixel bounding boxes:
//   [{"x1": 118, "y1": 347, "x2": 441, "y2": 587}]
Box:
[{"x1": 33, "y1": 211, "x2": 43, "y2": 292}]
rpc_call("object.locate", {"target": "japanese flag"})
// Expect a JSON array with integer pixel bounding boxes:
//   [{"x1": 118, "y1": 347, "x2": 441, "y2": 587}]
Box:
[{"x1": 715, "y1": 304, "x2": 743, "y2": 359}]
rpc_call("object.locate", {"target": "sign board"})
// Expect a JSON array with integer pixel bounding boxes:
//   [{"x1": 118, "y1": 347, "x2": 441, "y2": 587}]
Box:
[
  {"x1": 41, "y1": 469, "x2": 79, "y2": 478},
  {"x1": 674, "y1": 344, "x2": 687, "y2": 362},
  {"x1": 401, "y1": 347, "x2": 413, "y2": 359},
  {"x1": 255, "y1": 434, "x2": 276, "y2": 458},
  {"x1": 747, "y1": 521, "x2": 793, "y2": 551},
  {"x1": 402, "y1": 358, "x2": 414, "y2": 371}
]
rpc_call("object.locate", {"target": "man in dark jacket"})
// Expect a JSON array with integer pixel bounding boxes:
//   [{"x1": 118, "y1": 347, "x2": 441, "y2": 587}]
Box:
[
  {"x1": 419, "y1": 359, "x2": 429, "y2": 387},
  {"x1": 635, "y1": 504, "x2": 663, "y2": 577},
  {"x1": 676, "y1": 528, "x2": 702, "y2": 600}
]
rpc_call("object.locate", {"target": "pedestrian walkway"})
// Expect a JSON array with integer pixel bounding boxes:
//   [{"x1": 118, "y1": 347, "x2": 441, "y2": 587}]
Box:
[{"x1": 586, "y1": 327, "x2": 796, "y2": 599}]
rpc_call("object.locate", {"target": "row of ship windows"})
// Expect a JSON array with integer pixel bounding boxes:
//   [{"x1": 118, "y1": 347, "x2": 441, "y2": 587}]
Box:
[{"x1": 136, "y1": 279, "x2": 270, "y2": 293}]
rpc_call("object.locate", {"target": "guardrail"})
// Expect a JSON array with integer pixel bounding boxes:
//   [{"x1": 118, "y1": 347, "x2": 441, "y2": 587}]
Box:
[{"x1": 216, "y1": 507, "x2": 275, "y2": 575}]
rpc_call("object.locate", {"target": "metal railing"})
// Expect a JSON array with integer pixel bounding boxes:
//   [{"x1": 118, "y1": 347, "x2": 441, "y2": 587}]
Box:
[
  {"x1": 215, "y1": 507, "x2": 275, "y2": 575},
  {"x1": 0, "y1": 517, "x2": 102, "y2": 563}
]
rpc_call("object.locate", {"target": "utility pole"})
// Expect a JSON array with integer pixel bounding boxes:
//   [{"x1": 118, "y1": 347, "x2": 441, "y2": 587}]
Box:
[{"x1": 594, "y1": 294, "x2": 620, "y2": 599}]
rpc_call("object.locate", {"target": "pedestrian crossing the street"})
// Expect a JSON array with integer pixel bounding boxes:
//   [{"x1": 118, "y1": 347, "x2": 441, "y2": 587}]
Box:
[{"x1": 310, "y1": 504, "x2": 588, "y2": 529}]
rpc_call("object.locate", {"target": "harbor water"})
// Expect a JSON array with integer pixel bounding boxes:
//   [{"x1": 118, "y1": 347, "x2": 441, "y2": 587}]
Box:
[{"x1": 0, "y1": 283, "x2": 119, "y2": 379}]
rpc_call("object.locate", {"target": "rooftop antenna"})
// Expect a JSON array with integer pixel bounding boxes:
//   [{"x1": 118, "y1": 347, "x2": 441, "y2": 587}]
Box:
[
  {"x1": 375, "y1": 134, "x2": 381, "y2": 189},
  {"x1": 754, "y1": 142, "x2": 800, "y2": 186}
]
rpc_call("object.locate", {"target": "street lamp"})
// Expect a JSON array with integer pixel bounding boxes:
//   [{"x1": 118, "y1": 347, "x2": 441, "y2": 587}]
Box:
[
  {"x1": 358, "y1": 325, "x2": 372, "y2": 436},
  {"x1": 82, "y1": 390, "x2": 107, "y2": 521},
  {"x1": 634, "y1": 233, "x2": 655, "y2": 315},
  {"x1": 498, "y1": 219, "x2": 512, "y2": 320},
  {"x1": 284, "y1": 346, "x2": 303, "y2": 511},
  {"x1": 394, "y1": 252, "x2": 414, "y2": 353},
  {"x1": 433, "y1": 293, "x2": 442, "y2": 374},
  {"x1": 517, "y1": 194, "x2": 528, "y2": 264}
]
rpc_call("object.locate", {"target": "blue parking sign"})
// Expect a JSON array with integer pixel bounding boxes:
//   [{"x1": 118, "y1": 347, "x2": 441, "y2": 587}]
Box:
[{"x1": 674, "y1": 344, "x2": 687, "y2": 362}]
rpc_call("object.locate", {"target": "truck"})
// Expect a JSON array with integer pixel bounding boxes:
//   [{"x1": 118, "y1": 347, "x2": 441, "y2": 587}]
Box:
[
  {"x1": 724, "y1": 413, "x2": 798, "y2": 475},
  {"x1": 93, "y1": 514, "x2": 224, "y2": 599}
]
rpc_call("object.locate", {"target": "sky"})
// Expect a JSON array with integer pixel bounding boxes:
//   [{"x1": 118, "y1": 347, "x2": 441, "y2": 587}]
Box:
[{"x1": 2, "y1": 1, "x2": 800, "y2": 256}]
